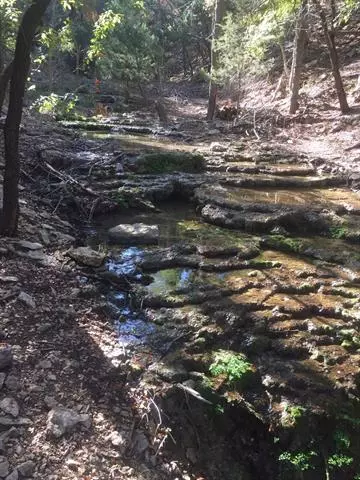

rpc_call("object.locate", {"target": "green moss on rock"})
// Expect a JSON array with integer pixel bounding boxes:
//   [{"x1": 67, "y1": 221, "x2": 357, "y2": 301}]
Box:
[
  {"x1": 262, "y1": 234, "x2": 304, "y2": 253},
  {"x1": 136, "y1": 152, "x2": 205, "y2": 173}
]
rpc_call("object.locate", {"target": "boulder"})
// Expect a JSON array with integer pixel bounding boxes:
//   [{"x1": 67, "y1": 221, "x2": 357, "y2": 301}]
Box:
[
  {"x1": 47, "y1": 406, "x2": 91, "y2": 438},
  {"x1": 0, "y1": 398, "x2": 19, "y2": 418},
  {"x1": 108, "y1": 223, "x2": 159, "y2": 245},
  {"x1": 0, "y1": 457, "x2": 9, "y2": 478},
  {"x1": 67, "y1": 247, "x2": 106, "y2": 268},
  {"x1": 17, "y1": 461, "x2": 35, "y2": 478}
]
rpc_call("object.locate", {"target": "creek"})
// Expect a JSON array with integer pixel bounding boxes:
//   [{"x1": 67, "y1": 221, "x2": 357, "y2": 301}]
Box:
[{"x1": 80, "y1": 129, "x2": 360, "y2": 479}]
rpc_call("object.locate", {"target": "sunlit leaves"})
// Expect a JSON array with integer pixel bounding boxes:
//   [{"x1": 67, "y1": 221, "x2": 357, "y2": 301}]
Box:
[{"x1": 87, "y1": 9, "x2": 122, "y2": 61}]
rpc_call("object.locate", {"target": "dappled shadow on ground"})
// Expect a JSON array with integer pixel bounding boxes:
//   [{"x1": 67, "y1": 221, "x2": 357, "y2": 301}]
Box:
[{"x1": 0, "y1": 254, "x2": 189, "y2": 480}]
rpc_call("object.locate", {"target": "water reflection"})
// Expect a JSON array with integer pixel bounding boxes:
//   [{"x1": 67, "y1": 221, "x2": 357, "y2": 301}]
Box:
[{"x1": 107, "y1": 247, "x2": 144, "y2": 275}]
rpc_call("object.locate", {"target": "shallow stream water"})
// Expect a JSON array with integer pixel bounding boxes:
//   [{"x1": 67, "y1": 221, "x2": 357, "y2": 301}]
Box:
[{"x1": 81, "y1": 129, "x2": 360, "y2": 479}]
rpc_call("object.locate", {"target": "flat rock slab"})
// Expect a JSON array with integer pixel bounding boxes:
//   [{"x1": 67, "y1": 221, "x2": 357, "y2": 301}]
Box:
[
  {"x1": 68, "y1": 246, "x2": 106, "y2": 267},
  {"x1": 108, "y1": 223, "x2": 159, "y2": 245}
]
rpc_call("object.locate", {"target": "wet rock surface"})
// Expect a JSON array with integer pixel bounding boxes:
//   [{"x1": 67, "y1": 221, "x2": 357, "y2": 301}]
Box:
[
  {"x1": 2, "y1": 118, "x2": 360, "y2": 479},
  {"x1": 76, "y1": 133, "x2": 360, "y2": 478}
]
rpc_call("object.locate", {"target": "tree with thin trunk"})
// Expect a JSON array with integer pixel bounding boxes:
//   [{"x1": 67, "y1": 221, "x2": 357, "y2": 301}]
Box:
[
  {"x1": 1, "y1": 0, "x2": 51, "y2": 236},
  {"x1": 207, "y1": 0, "x2": 226, "y2": 121},
  {"x1": 0, "y1": 61, "x2": 13, "y2": 114},
  {"x1": 289, "y1": 0, "x2": 308, "y2": 114},
  {"x1": 313, "y1": 0, "x2": 350, "y2": 114}
]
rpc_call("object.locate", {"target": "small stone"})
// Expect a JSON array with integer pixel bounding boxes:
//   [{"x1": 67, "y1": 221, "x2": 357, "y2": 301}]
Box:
[
  {"x1": 67, "y1": 246, "x2": 106, "y2": 268},
  {"x1": 16, "y1": 241, "x2": 42, "y2": 251},
  {"x1": 0, "y1": 457, "x2": 10, "y2": 478},
  {"x1": 5, "y1": 470, "x2": 18, "y2": 480},
  {"x1": 0, "y1": 398, "x2": 19, "y2": 417},
  {"x1": 18, "y1": 292, "x2": 35, "y2": 309},
  {"x1": 0, "y1": 277, "x2": 18, "y2": 284},
  {"x1": 5, "y1": 375, "x2": 19, "y2": 392},
  {"x1": 47, "y1": 407, "x2": 91, "y2": 438},
  {"x1": 0, "y1": 347, "x2": 12, "y2": 371},
  {"x1": 17, "y1": 461, "x2": 35, "y2": 478},
  {"x1": 37, "y1": 360, "x2": 52, "y2": 370},
  {"x1": 107, "y1": 431, "x2": 126, "y2": 448},
  {"x1": 210, "y1": 142, "x2": 227, "y2": 152}
]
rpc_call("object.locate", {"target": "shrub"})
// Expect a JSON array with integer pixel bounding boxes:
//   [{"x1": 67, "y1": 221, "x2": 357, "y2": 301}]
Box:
[
  {"x1": 209, "y1": 350, "x2": 254, "y2": 386},
  {"x1": 31, "y1": 93, "x2": 77, "y2": 119}
]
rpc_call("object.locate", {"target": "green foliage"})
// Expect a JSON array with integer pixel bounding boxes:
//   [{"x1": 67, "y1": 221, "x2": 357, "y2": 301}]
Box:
[
  {"x1": 87, "y1": 9, "x2": 122, "y2": 62},
  {"x1": 110, "y1": 191, "x2": 129, "y2": 208},
  {"x1": 329, "y1": 225, "x2": 347, "y2": 239},
  {"x1": 209, "y1": 350, "x2": 253, "y2": 385},
  {"x1": 213, "y1": 403, "x2": 225, "y2": 415},
  {"x1": 287, "y1": 405, "x2": 306, "y2": 421},
  {"x1": 40, "y1": 23, "x2": 74, "y2": 53},
  {"x1": 334, "y1": 430, "x2": 351, "y2": 450},
  {"x1": 31, "y1": 93, "x2": 77, "y2": 118},
  {"x1": 136, "y1": 152, "x2": 205, "y2": 174},
  {"x1": 280, "y1": 403, "x2": 307, "y2": 427},
  {"x1": 0, "y1": 0, "x2": 21, "y2": 59},
  {"x1": 215, "y1": 0, "x2": 299, "y2": 86},
  {"x1": 278, "y1": 450, "x2": 317, "y2": 472},
  {"x1": 328, "y1": 454, "x2": 353, "y2": 470},
  {"x1": 338, "y1": 328, "x2": 360, "y2": 351}
]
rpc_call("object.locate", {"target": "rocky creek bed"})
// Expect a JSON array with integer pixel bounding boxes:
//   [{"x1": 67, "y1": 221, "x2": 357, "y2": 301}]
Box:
[{"x1": 1, "y1": 115, "x2": 360, "y2": 479}]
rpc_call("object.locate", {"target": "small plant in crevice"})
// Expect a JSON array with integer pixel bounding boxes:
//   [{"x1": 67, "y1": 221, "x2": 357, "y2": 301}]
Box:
[
  {"x1": 209, "y1": 350, "x2": 255, "y2": 387},
  {"x1": 110, "y1": 191, "x2": 129, "y2": 208},
  {"x1": 280, "y1": 401, "x2": 307, "y2": 428},
  {"x1": 329, "y1": 225, "x2": 347, "y2": 239}
]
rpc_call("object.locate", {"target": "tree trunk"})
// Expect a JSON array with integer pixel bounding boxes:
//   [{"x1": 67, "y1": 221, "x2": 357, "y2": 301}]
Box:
[
  {"x1": 279, "y1": 42, "x2": 289, "y2": 78},
  {"x1": 289, "y1": 0, "x2": 308, "y2": 114},
  {"x1": 313, "y1": 0, "x2": 350, "y2": 114},
  {"x1": 1, "y1": 0, "x2": 51, "y2": 236},
  {"x1": 0, "y1": 62, "x2": 13, "y2": 113},
  {"x1": 206, "y1": 0, "x2": 225, "y2": 120}
]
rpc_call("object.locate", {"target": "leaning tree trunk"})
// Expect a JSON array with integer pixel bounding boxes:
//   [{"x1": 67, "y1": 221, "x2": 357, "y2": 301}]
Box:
[
  {"x1": 207, "y1": 0, "x2": 225, "y2": 120},
  {"x1": 289, "y1": 0, "x2": 308, "y2": 114},
  {"x1": 313, "y1": 0, "x2": 349, "y2": 114},
  {"x1": 1, "y1": 0, "x2": 51, "y2": 236},
  {"x1": 0, "y1": 62, "x2": 13, "y2": 114}
]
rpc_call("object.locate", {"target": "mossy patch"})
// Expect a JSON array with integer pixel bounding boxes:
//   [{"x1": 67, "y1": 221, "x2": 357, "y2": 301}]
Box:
[
  {"x1": 59, "y1": 120, "x2": 114, "y2": 131},
  {"x1": 262, "y1": 234, "x2": 304, "y2": 253},
  {"x1": 177, "y1": 220, "x2": 260, "y2": 249},
  {"x1": 136, "y1": 152, "x2": 205, "y2": 173}
]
